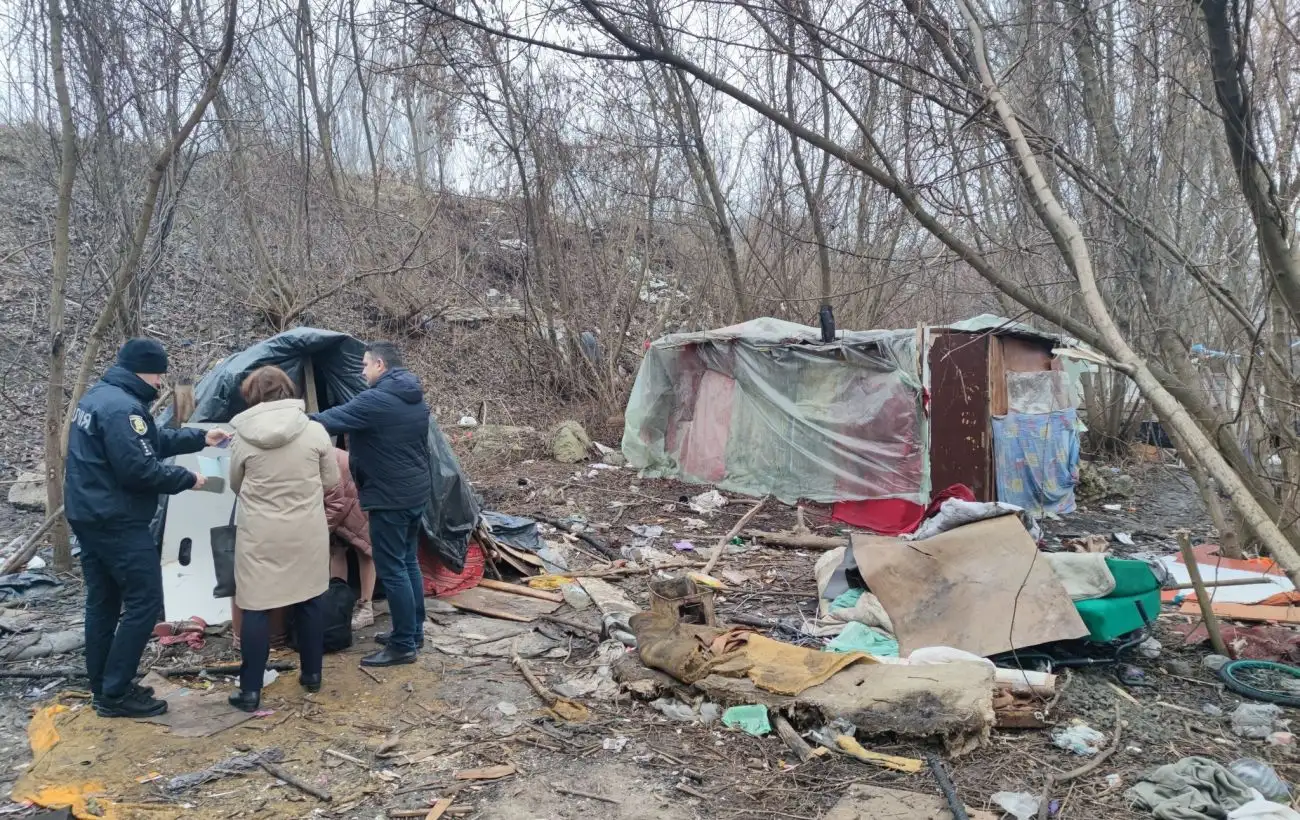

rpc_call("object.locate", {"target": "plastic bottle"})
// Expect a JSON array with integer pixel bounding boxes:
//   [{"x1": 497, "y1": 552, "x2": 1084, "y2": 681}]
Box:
[{"x1": 1229, "y1": 758, "x2": 1291, "y2": 803}]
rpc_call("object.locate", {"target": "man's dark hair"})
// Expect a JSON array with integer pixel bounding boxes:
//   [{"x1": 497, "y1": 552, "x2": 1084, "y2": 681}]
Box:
[{"x1": 365, "y1": 341, "x2": 404, "y2": 369}]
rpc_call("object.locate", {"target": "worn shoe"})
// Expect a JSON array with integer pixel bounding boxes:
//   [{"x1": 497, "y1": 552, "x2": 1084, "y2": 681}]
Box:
[
  {"x1": 228, "y1": 690, "x2": 261, "y2": 712},
  {"x1": 95, "y1": 690, "x2": 168, "y2": 719},
  {"x1": 299, "y1": 674, "x2": 322, "y2": 693},
  {"x1": 92, "y1": 683, "x2": 155, "y2": 704},
  {"x1": 351, "y1": 601, "x2": 375, "y2": 630},
  {"x1": 360, "y1": 647, "x2": 418, "y2": 667},
  {"x1": 374, "y1": 632, "x2": 424, "y2": 649}
]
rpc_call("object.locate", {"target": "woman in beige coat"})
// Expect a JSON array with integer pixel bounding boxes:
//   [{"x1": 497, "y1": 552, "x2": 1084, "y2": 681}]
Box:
[{"x1": 227, "y1": 366, "x2": 339, "y2": 711}]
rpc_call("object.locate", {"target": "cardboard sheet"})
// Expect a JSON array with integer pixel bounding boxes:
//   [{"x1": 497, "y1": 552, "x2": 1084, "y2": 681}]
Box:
[
  {"x1": 853, "y1": 515, "x2": 1088, "y2": 657},
  {"x1": 442, "y1": 585, "x2": 561, "y2": 622}
]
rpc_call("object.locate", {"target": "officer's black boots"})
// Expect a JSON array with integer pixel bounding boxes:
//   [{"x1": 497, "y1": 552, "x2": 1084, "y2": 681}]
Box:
[
  {"x1": 95, "y1": 689, "x2": 167, "y2": 718},
  {"x1": 228, "y1": 690, "x2": 261, "y2": 712}
]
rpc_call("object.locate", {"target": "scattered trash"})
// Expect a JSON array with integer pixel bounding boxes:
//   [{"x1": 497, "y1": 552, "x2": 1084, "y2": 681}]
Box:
[
  {"x1": 25, "y1": 555, "x2": 45, "y2": 571},
  {"x1": 992, "y1": 791, "x2": 1042, "y2": 820},
  {"x1": 458, "y1": 415, "x2": 478, "y2": 427},
  {"x1": 262, "y1": 669, "x2": 279, "y2": 687},
  {"x1": 1139, "y1": 637, "x2": 1162, "y2": 659},
  {"x1": 1103, "y1": 504, "x2": 1123, "y2": 512},
  {"x1": 552, "y1": 420, "x2": 593, "y2": 463},
  {"x1": 166, "y1": 748, "x2": 285, "y2": 794},
  {"x1": 650, "y1": 698, "x2": 722, "y2": 725},
  {"x1": 1228, "y1": 799, "x2": 1300, "y2": 819},
  {"x1": 1064, "y1": 534, "x2": 1110, "y2": 553},
  {"x1": 0, "y1": 571, "x2": 62, "y2": 604},
  {"x1": 1105, "y1": 773, "x2": 1122, "y2": 789},
  {"x1": 1268, "y1": 731, "x2": 1294, "y2": 746},
  {"x1": 825, "y1": 622, "x2": 899, "y2": 657},
  {"x1": 495, "y1": 701, "x2": 519, "y2": 717},
  {"x1": 1128, "y1": 757, "x2": 1258, "y2": 819},
  {"x1": 1051, "y1": 721, "x2": 1108, "y2": 755},
  {"x1": 688, "y1": 490, "x2": 727, "y2": 515},
  {"x1": 0, "y1": 628, "x2": 84, "y2": 661},
  {"x1": 1231, "y1": 703, "x2": 1284, "y2": 740},
  {"x1": 1114, "y1": 532, "x2": 1136, "y2": 546},
  {"x1": 721, "y1": 704, "x2": 772, "y2": 737},
  {"x1": 682, "y1": 518, "x2": 708, "y2": 531},
  {"x1": 602, "y1": 736, "x2": 630, "y2": 752},
  {"x1": 626, "y1": 524, "x2": 664, "y2": 549},
  {"x1": 1205, "y1": 654, "x2": 1232, "y2": 672},
  {"x1": 1203, "y1": 704, "x2": 1225, "y2": 717},
  {"x1": 672, "y1": 540, "x2": 695, "y2": 551},
  {"x1": 1228, "y1": 758, "x2": 1291, "y2": 803},
  {"x1": 560, "y1": 583, "x2": 593, "y2": 611}
]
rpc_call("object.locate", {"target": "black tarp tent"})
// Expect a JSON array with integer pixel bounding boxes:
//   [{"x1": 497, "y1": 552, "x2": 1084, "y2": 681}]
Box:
[{"x1": 155, "y1": 327, "x2": 479, "y2": 571}]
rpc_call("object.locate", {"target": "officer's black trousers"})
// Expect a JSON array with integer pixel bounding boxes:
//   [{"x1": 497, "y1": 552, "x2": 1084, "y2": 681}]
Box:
[{"x1": 70, "y1": 521, "x2": 162, "y2": 700}]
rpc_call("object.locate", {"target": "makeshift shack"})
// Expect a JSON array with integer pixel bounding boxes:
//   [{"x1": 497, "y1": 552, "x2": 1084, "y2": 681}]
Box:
[
  {"x1": 622, "y1": 315, "x2": 1081, "y2": 522},
  {"x1": 149, "y1": 328, "x2": 480, "y2": 622}
]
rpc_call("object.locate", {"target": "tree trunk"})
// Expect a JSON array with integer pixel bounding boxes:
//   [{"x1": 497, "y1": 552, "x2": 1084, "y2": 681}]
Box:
[{"x1": 44, "y1": 0, "x2": 77, "y2": 570}]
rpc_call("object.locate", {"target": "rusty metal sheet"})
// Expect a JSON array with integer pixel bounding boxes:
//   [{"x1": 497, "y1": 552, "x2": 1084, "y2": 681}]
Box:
[{"x1": 928, "y1": 332, "x2": 992, "y2": 500}]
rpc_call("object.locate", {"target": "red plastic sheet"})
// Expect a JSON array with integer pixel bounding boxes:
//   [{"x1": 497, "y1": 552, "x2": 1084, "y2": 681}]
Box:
[
  {"x1": 831, "y1": 484, "x2": 975, "y2": 535},
  {"x1": 420, "y1": 536, "x2": 485, "y2": 597}
]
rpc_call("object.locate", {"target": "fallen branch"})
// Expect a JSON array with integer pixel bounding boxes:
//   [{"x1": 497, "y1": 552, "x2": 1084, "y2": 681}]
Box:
[
  {"x1": 0, "y1": 505, "x2": 66, "y2": 575},
  {"x1": 324, "y1": 749, "x2": 368, "y2": 768},
  {"x1": 554, "y1": 786, "x2": 619, "y2": 804},
  {"x1": 702, "y1": 497, "x2": 768, "y2": 576},
  {"x1": 158, "y1": 661, "x2": 296, "y2": 677},
  {"x1": 743, "y1": 529, "x2": 846, "y2": 551},
  {"x1": 772, "y1": 715, "x2": 815, "y2": 763},
  {"x1": 258, "y1": 759, "x2": 331, "y2": 802},
  {"x1": 1037, "y1": 705, "x2": 1123, "y2": 820},
  {"x1": 0, "y1": 667, "x2": 84, "y2": 679},
  {"x1": 512, "y1": 655, "x2": 588, "y2": 720},
  {"x1": 536, "y1": 614, "x2": 601, "y2": 636}
]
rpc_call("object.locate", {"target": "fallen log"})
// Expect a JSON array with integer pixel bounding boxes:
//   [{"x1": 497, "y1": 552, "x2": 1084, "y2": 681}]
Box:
[
  {"x1": 772, "y1": 714, "x2": 815, "y2": 763},
  {"x1": 743, "y1": 529, "x2": 847, "y2": 551}
]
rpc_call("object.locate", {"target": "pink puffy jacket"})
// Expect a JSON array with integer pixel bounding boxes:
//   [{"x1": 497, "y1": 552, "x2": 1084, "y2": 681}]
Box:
[{"x1": 323, "y1": 449, "x2": 371, "y2": 555}]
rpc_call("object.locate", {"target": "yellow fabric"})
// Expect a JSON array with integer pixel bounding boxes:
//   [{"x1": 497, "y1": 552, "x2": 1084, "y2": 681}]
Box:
[
  {"x1": 12, "y1": 705, "x2": 120, "y2": 820},
  {"x1": 724, "y1": 633, "x2": 874, "y2": 696}
]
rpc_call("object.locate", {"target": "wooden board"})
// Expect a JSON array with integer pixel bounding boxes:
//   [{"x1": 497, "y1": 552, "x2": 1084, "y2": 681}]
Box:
[
  {"x1": 853, "y1": 515, "x2": 1089, "y2": 657},
  {"x1": 823, "y1": 783, "x2": 997, "y2": 820},
  {"x1": 1178, "y1": 601, "x2": 1300, "y2": 624},
  {"x1": 443, "y1": 585, "x2": 561, "y2": 622}
]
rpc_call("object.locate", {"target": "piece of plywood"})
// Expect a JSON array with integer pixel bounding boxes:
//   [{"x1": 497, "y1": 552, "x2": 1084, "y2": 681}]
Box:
[
  {"x1": 443, "y1": 585, "x2": 560, "y2": 622},
  {"x1": 1178, "y1": 601, "x2": 1300, "y2": 624},
  {"x1": 824, "y1": 783, "x2": 997, "y2": 820},
  {"x1": 853, "y1": 516, "x2": 1088, "y2": 657}
]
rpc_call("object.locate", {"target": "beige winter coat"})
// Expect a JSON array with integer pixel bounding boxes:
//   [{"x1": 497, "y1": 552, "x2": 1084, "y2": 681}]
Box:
[{"x1": 229, "y1": 399, "x2": 340, "y2": 611}]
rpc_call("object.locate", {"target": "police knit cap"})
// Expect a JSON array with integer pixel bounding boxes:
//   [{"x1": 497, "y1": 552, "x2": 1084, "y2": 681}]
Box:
[{"x1": 117, "y1": 338, "x2": 169, "y2": 374}]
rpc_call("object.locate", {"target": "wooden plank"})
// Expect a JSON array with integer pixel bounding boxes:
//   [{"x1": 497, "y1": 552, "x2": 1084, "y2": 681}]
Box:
[
  {"x1": 303, "y1": 358, "x2": 320, "y2": 414},
  {"x1": 989, "y1": 335, "x2": 1008, "y2": 417},
  {"x1": 1178, "y1": 600, "x2": 1300, "y2": 624},
  {"x1": 478, "y1": 578, "x2": 563, "y2": 604},
  {"x1": 443, "y1": 585, "x2": 561, "y2": 622}
]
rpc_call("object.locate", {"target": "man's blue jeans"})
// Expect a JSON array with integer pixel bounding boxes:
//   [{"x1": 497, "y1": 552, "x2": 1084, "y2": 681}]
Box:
[{"x1": 368, "y1": 507, "x2": 426, "y2": 653}]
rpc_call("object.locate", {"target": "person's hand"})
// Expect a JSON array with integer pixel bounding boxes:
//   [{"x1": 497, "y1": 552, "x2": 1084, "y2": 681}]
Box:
[
  {"x1": 192, "y1": 471, "x2": 207, "y2": 490},
  {"x1": 205, "y1": 429, "x2": 231, "y2": 448}
]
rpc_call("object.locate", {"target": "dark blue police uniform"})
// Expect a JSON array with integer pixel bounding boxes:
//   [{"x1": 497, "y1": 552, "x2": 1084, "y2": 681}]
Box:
[{"x1": 64, "y1": 364, "x2": 205, "y2": 700}]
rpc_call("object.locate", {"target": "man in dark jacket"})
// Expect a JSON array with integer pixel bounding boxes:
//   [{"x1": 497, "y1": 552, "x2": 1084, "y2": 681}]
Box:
[
  {"x1": 313, "y1": 341, "x2": 432, "y2": 667},
  {"x1": 65, "y1": 339, "x2": 230, "y2": 717}
]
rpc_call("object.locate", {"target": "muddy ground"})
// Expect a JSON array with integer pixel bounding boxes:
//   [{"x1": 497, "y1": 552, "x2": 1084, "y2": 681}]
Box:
[{"x1": 1, "y1": 452, "x2": 1296, "y2": 820}]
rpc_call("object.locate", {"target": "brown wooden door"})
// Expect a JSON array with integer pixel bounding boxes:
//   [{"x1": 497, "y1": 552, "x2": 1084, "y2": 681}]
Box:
[{"x1": 928, "y1": 332, "x2": 993, "y2": 500}]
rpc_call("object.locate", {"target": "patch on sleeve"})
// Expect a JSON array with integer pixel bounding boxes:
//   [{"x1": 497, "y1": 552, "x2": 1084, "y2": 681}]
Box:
[{"x1": 129, "y1": 415, "x2": 148, "y2": 436}]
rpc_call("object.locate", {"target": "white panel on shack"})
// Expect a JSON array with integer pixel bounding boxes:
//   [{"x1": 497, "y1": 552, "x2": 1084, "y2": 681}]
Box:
[{"x1": 160, "y1": 422, "x2": 235, "y2": 624}]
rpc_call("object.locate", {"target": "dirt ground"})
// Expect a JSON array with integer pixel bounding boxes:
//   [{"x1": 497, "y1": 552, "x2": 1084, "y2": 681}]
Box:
[{"x1": 2, "y1": 452, "x2": 1298, "y2": 820}]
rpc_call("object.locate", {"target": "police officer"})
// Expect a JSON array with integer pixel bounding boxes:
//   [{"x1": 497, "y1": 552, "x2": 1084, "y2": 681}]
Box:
[{"x1": 64, "y1": 338, "x2": 230, "y2": 718}]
